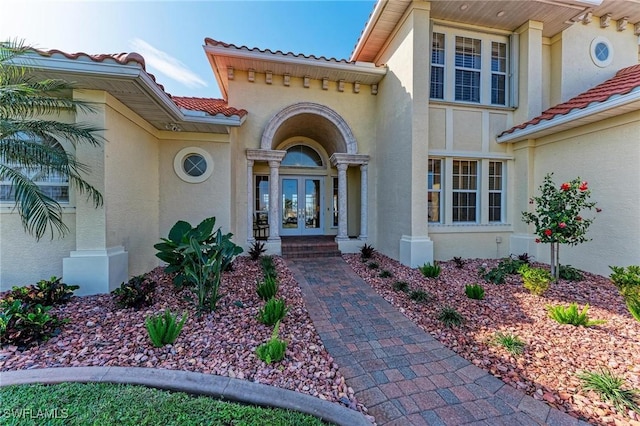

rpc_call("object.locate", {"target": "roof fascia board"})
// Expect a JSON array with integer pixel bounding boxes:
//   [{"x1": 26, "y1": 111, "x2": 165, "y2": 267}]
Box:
[
  {"x1": 204, "y1": 45, "x2": 386, "y2": 79},
  {"x1": 16, "y1": 54, "x2": 243, "y2": 128},
  {"x1": 350, "y1": 0, "x2": 388, "y2": 62},
  {"x1": 496, "y1": 89, "x2": 640, "y2": 143}
]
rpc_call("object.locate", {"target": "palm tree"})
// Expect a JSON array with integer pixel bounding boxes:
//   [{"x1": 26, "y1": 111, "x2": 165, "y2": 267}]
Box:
[{"x1": 0, "y1": 40, "x2": 103, "y2": 240}]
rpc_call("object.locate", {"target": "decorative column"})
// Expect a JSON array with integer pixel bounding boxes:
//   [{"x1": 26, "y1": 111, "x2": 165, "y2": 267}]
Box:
[
  {"x1": 359, "y1": 164, "x2": 368, "y2": 240},
  {"x1": 336, "y1": 162, "x2": 349, "y2": 241},
  {"x1": 247, "y1": 160, "x2": 255, "y2": 243},
  {"x1": 267, "y1": 160, "x2": 281, "y2": 242}
]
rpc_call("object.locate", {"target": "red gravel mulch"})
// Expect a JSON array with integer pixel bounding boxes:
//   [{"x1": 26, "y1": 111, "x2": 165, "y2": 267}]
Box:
[
  {"x1": 0, "y1": 257, "x2": 364, "y2": 415},
  {"x1": 344, "y1": 253, "x2": 640, "y2": 426}
]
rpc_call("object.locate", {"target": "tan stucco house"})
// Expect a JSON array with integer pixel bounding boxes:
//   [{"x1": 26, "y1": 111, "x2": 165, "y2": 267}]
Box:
[{"x1": 1, "y1": 0, "x2": 639, "y2": 295}]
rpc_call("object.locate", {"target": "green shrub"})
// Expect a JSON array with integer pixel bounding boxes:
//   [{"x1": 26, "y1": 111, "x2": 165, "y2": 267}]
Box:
[
  {"x1": 367, "y1": 261, "x2": 379, "y2": 269},
  {"x1": 379, "y1": 269, "x2": 393, "y2": 278},
  {"x1": 493, "y1": 332, "x2": 525, "y2": 355},
  {"x1": 559, "y1": 264, "x2": 584, "y2": 282},
  {"x1": 0, "y1": 300, "x2": 64, "y2": 348},
  {"x1": 360, "y1": 244, "x2": 376, "y2": 260},
  {"x1": 547, "y1": 303, "x2": 605, "y2": 327},
  {"x1": 452, "y1": 256, "x2": 465, "y2": 269},
  {"x1": 256, "y1": 321, "x2": 287, "y2": 364},
  {"x1": 145, "y1": 310, "x2": 187, "y2": 348},
  {"x1": 1, "y1": 277, "x2": 79, "y2": 307},
  {"x1": 419, "y1": 262, "x2": 441, "y2": 278},
  {"x1": 248, "y1": 241, "x2": 266, "y2": 261},
  {"x1": 260, "y1": 256, "x2": 277, "y2": 279},
  {"x1": 438, "y1": 306, "x2": 464, "y2": 327},
  {"x1": 625, "y1": 296, "x2": 640, "y2": 323},
  {"x1": 409, "y1": 289, "x2": 432, "y2": 303},
  {"x1": 479, "y1": 257, "x2": 526, "y2": 284},
  {"x1": 464, "y1": 284, "x2": 485, "y2": 300},
  {"x1": 257, "y1": 275, "x2": 278, "y2": 301},
  {"x1": 518, "y1": 265, "x2": 552, "y2": 296},
  {"x1": 578, "y1": 368, "x2": 640, "y2": 415},
  {"x1": 392, "y1": 281, "x2": 409, "y2": 293},
  {"x1": 257, "y1": 298, "x2": 288, "y2": 326},
  {"x1": 609, "y1": 265, "x2": 640, "y2": 297},
  {"x1": 112, "y1": 275, "x2": 156, "y2": 309}
]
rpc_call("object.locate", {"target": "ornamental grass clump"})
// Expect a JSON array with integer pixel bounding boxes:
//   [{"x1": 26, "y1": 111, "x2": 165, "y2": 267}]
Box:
[
  {"x1": 257, "y1": 298, "x2": 288, "y2": 326},
  {"x1": 256, "y1": 321, "x2": 287, "y2": 364},
  {"x1": 256, "y1": 275, "x2": 278, "y2": 301},
  {"x1": 360, "y1": 244, "x2": 376, "y2": 260},
  {"x1": 409, "y1": 289, "x2": 432, "y2": 303},
  {"x1": 438, "y1": 306, "x2": 464, "y2": 327},
  {"x1": 578, "y1": 368, "x2": 640, "y2": 415},
  {"x1": 464, "y1": 283, "x2": 485, "y2": 300},
  {"x1": 145, "y1": 310, "x2": 187, "y2": 348},
  {"x1": 547, "y1": 303, "x2": 605, "y2": 327},
  {"x1": 419, "y1": 262, "x2": 441, "y2": 278},
  {"x1": 492, "y1": 332, "x2": 525, "y2": 355},
  {"x1": 392, "y1": 281, "x2": 410, "y2": 293}
]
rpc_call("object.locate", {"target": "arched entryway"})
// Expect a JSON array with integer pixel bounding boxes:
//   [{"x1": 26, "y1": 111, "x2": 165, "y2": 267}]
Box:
[{"x1": 246, "y1": 102, "x2": 369, "y2": 249}]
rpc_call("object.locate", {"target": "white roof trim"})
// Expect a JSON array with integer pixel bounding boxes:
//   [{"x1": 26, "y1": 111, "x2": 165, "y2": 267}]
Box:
[
  {"x1": 496, "y1": 88, "x2": 640, "y2": 143},
  {"x1": 204, "y1": 44, "x2": 386, "y2": 78}
]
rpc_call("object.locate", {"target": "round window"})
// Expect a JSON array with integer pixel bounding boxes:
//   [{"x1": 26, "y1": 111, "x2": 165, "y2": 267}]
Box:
[
  {"x1": 173, "y1": 147, "x2": 214, "y2": 183},
  {"x1": 590, "y1": 37, "x2": 613, "y2": 68}
]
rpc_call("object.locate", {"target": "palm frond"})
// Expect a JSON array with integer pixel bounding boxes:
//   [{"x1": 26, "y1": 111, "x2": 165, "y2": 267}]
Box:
[{"x1": 0, "y1": 164, "x2": 69, "y2": 240}]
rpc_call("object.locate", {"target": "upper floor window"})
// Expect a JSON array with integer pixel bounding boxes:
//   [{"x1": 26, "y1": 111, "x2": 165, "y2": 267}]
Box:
[
  {"x1": 281, "y1": 145, "x2": 323, "y2": 167},
  {"x1": 430, "y1": 28, "x2": 509, "y2": 106},
  {"x1": 0, "y1": 135, "x2": 69, "y2": 203}
]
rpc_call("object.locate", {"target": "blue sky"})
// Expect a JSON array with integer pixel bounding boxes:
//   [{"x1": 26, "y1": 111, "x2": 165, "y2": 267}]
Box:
[{"x1": 1, "y1": 1, "x2": 376, "y2": 99}]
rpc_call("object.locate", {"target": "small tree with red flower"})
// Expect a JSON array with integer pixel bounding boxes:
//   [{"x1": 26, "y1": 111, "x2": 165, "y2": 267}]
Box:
[{"x1": 522, "y1": 173, "x2": 598, "y2": 280}]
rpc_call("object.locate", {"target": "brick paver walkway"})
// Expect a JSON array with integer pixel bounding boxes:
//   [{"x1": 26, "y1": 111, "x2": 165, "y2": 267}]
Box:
[{"x1": 288, "y1": 257, "x2": 589, "y2": 426}]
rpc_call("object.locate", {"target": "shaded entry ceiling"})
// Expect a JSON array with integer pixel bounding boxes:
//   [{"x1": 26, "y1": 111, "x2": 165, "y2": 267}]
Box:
[{"x1": 271, "y1": 113, "x2": 346, "y2": 155}]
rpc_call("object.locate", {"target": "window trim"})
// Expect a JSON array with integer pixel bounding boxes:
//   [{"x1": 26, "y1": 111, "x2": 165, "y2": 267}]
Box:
[
  {"x1": 430, "y1": 25, "x2": 510, "y2": 106},
  {"x1": 173, "y1": 147, "x2": 214, "y2": 183}
]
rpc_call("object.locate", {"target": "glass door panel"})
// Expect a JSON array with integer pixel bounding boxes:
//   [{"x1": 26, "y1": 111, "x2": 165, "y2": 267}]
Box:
[
  {"x1": 281, "y1": 178, "x2": 298, "y2": 230},
  {"x1": 280, "y1": 176, "x2": 323, "y2": 236}
]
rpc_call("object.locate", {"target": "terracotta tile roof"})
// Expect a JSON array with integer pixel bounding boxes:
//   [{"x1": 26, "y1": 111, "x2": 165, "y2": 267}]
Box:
[
  {"x1": 172, "y1": 96, "x2": 248, "y2": 118},
  {"x1": 500, "y1": 64, "x2": 640, "y2": 137},
  {"x1": 204, "y1": 38, "x2": 352, "y2": 64}
]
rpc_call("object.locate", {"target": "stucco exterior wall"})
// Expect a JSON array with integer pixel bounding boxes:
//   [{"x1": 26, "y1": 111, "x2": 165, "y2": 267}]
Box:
[
  {"x1": 550, "y1": 19, "x2": 638, "y2": 106},
  {"x1": 158, "y1": 134, "x2": 232, "y2": 241},
  {"x1": 0, "y1": 109, "x2": 78, "y2": 290},
  {"x1": 103, "y1": 95, "x2": 160, "y2": 277},
  {"x1": 525, "y1": 111, "x2": 640, "y2": 276},
  {"x1": 0, "y1": 214, "x2": 76, "y2": 289},
  {"x1": 226, "y1": 69, "x2": 379, "y2": 248}
]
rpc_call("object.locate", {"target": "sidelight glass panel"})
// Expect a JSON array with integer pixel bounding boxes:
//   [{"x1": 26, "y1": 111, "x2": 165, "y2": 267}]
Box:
[
  {"x1": 282, "y1": 179, "x2": 298, "y2": 228},
  {"x1": 304, "y1": 179, "x2": 321, "y2": 229}
]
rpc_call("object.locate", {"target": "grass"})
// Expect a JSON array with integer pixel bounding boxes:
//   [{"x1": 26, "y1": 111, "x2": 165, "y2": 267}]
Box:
[
  {"x1": 0, "y1": 382, "x2": 328, "y2": 426},
  {"x1": 437, "y1": 306, "x2": 464, "y2": 327},
  {"x1": 492, "y1": 332, "x2": 525, "y2": 355},
  {"x1": 578, "y1": 369, "x2": 640, "y2": 415}
]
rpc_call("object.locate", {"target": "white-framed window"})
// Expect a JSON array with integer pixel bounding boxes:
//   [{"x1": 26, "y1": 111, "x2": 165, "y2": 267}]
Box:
[
  {"x1": 332, "y1": 177, "x2": 339, "y2": 227},
  {"x1": 427, "y1": 158, "x2": 507, "y2": 226},
  {"x1": 430, "y1": 27, "x2": 509, "y2": 106},
  {"x1": 430, "y1": 32, "x2": 445, "y2": 100},
  {"x1": 428, "y1": 158, "x2": 442, "y2": 223},
  {"x1": 452, "y1": 160, "x2": 478, "y2": 222},
  {"x1": 0, "y1": 135, "x2": 69, "y2": 203},
  {"x1": 488, "y1": 161, "x2": 504, "y2": 222},
  {"x1": 173, "y1": 147, "x2": 214, "y2": 183}
]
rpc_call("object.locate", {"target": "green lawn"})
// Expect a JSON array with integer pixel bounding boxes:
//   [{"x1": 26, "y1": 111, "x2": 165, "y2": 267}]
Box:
[{"x1": 0, "y1": 382, "x2": 328, "y2": 426}]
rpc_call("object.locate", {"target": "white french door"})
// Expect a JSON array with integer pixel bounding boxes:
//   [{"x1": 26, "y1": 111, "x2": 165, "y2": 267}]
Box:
[{"x1": 280, "y1": 176, "x2": 323, "y2": 236}]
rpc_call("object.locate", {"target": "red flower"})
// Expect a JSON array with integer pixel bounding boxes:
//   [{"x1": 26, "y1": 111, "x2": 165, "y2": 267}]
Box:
[
  {"x1": 576, "y1": 216, "x2": 582, "y2": 221},
  {"x1": 596, "y1": 208, "x2": 602, "y2": 213},
  {"x1": 560, "y1": 183, "x2": 571, "y2": 191},
  {"x1": 535, "y1": 238, "x2": 541, "y2": 243},
  {"x1": 579, "y1": 181, "x2": 588, "y2": 191},
  {"x1": 529, "y1": 198, "x2": 534, "y2": 205},
  {"x1": 559, "y1": 222, "x2": 566, "y2": 228},
  {"x1": 544, "y1": 229, "x2": 552, "y2": 236}
]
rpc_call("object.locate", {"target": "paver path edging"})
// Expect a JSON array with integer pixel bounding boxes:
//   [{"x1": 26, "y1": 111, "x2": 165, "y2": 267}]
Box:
[
  {"x1": 0, "y1": 366, "x2": 370, "y2": 426},
  {"x1": 288, "y1": 257, "x2": 591, "y2": 426}
]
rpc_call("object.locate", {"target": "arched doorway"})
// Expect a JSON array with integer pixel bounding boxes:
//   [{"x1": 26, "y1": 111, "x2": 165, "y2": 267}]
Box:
[{"x1": 246, "y1": 102, "x2": 369, "y2": 249}]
